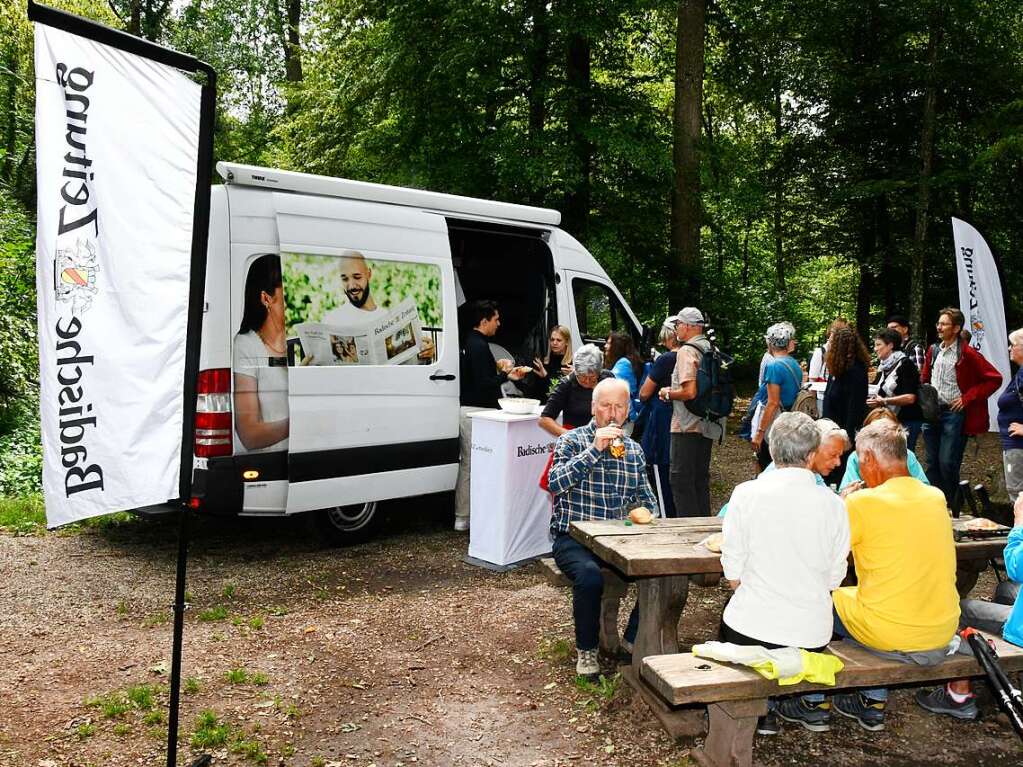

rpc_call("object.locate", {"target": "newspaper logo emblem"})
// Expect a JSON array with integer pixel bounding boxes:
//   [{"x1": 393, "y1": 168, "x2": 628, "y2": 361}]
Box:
[
  {"x1": 970, "y1": 316, "x2": 985, "y2": 348},
  {"x1": 54, "y1": 239, "x2": 99, "y2": 315}
]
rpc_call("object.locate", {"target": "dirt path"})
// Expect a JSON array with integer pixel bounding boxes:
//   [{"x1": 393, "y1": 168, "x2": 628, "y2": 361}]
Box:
[{"x1": 1, "y1": 429, "x2": 1021, "y2": 767}]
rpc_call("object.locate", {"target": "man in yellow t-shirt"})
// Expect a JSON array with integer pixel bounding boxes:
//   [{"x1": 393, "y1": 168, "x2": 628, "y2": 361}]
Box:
[
  {"x1": 781, "y1": 420, "x2": 959, "y2": 734},
  {"x1": 833, "y1": 420, "x2": 958, "y2": 731}
]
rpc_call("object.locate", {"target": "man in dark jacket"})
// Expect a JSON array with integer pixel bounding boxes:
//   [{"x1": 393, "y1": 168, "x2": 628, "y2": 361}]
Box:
[
  {"x1": 454, "y1": 300, "x2": 526, "y2": 530},
  {"x1": 920, "y1": 307, "x2": 1003, "y2": 505},
  {"x1": 459, "y1": 300, "x2": 524, "y2": 407}
]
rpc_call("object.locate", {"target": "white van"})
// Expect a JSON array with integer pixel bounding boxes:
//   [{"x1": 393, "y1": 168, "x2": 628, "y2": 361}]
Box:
[{"x1": 191, "y1": 162, "x2": 645, "y2": 541}]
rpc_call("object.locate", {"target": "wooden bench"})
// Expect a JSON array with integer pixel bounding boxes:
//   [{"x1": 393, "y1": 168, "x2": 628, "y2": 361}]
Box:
[
  {"x1": 641, "y1": 637, "x2": 1023, "y2": 767},
  {"x1": 537, "y1": 557, "x2": 629, "y2": 656}
]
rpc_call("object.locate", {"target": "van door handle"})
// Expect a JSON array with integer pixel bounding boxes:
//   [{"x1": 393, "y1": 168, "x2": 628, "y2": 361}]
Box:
[{"x1": 429, "y1": 373, "x2": 456, "y2": 381}]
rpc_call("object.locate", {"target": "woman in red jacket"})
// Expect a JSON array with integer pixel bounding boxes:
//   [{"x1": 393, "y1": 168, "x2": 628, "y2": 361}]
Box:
[{"x1": 920, "y1": 307, "x2": 1003, "y2": 506}]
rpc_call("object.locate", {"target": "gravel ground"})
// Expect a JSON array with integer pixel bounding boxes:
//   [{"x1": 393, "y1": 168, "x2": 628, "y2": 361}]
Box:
[{"x1": 2, "y1": 422, "x2": 1022, "y2": 767}]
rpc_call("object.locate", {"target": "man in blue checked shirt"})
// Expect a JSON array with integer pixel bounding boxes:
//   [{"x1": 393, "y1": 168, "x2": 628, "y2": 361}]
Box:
[{"x1": 549, "y1": 378, "x2": 659, "y2": 678}]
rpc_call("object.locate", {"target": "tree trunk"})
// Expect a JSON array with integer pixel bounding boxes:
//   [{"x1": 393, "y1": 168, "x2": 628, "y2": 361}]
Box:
[
  {"x1": 129, "y1": 0, "x2": 141, "y2": 36},
  {"x1": 772, "y1": 78, "x2": 785, "y2": 293},
  {"x1": 878, "y1": 195, "x2": 894, "y2": 319},
  {"x1": 741, "y1": 218, "x2": 751, "y2": 286},
  {"x1": 669, "y1": 0, "x2": 705, "y2": 308},
  {"x1": 285, "y1": 0, "x2": 303, "y2": 82},
  {"x1": 855, "y1": 200, "x2": 876, "y2": 338},
  {"x1": 525, "y1": 0, "x2": 549, "y2": 205},
  {"x1": 856, "y1": 258, "x2": 874, "y2": 340},
  {"x1": 563, "y1": 31, "x2": 591, "y2": 238},
  {"x1": 910, "y1": 9, "x2": 943, "y2": 338}
]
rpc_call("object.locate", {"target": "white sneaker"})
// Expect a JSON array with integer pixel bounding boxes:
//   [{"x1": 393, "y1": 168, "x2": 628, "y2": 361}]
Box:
[
  {"x1": 576, "y1": 647, "x2": 599, "y2": 676},
  {"x1": 453, "y1": 517, "x2": 469, "y2": 532}
]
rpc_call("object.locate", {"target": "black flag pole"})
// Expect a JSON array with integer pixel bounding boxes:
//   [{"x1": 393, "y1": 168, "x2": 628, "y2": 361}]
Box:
[{"x1": 26, "y1": 3, "x2": 216, "y2": 765}]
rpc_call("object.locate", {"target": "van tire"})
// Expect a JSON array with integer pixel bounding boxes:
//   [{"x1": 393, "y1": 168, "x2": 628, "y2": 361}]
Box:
[{"x1": 311, "y1": 502, "x2": 378, "y2": 545}]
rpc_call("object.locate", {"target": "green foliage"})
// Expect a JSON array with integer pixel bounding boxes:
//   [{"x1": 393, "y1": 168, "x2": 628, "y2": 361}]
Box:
[
  {"x1": 573, "y1": 672, "x2": 622, "y2": 711},
  {"x1": 126, "y1": 684, "x2": 157, "y2": 710},
  {"x1": 0, "y1": 494, "x2": 45, "y2": 534},
  {"x1": 1, "y1": 0, "x2": 1022, "y2": 464},
  {"x1": 143, "y1": 709, "x2": 165, "y2": 725},
  {"x1": 198, "y1": 606, "x2": 229, "y2": 622},
  {"x1": 191, "y1": 710, "x2": 230, "y2": 748},
  {"x1": 184, "y1": 677, "x2": 202, "y2": 695}
]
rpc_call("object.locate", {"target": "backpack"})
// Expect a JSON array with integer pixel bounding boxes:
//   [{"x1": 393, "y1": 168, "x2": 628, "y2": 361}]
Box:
[
  {"x1": 918, "y1": 343, "x2": 942, "y2": 423},
  {"x1": 682, "y1": 341, "x2": 736, "y2": 421},
  {"x1": 791, "y1": 388, "x2": 819, "y2": 418}
]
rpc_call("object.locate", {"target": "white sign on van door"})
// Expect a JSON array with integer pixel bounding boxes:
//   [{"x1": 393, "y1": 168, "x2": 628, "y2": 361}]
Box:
[{"x1": 282, "y1": 251, "x2": 443, "y2": 367}]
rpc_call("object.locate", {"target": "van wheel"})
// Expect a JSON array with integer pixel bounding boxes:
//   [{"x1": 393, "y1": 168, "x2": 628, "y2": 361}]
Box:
[{"x1": 312, "y1": 501, "x2": 378, "y2": 545}]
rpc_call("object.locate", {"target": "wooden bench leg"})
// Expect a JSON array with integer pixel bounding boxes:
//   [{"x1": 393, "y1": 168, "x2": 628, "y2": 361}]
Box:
[
  {"x1": 599, "y1": 569, "x2": 628, "y2": 656},
  {"x1": 631, "y1": 575, "x2": 689, "y2": 672},
  {"x1": 692, "y1": 699, "x2": 767, "y2": 767}
]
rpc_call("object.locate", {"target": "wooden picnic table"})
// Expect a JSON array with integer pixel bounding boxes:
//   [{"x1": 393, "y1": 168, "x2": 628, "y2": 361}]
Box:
[{"x1": 568, "y1": 515, "x2": 1009, "y2": 737}]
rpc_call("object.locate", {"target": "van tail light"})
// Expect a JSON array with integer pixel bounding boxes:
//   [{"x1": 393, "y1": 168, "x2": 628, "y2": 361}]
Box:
[{"x1": 194, "y1": 368, "x2": 232, "y2": 457}]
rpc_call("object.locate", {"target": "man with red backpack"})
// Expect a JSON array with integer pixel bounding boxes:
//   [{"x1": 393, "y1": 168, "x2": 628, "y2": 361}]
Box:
[{"x1": 920, "y1": 307, "x2": 1002, "y2": 506}]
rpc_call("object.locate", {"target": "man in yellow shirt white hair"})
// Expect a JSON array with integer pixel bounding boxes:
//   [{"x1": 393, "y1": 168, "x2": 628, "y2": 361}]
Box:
[{"x1": 778, "y1": 418, "x2": 959, "y2": 733}]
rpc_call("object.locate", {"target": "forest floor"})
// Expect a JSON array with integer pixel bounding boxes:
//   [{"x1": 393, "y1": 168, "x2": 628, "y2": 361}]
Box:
[{"x1": 2, "y1": 421, "x2": 1022, "y2": 767}]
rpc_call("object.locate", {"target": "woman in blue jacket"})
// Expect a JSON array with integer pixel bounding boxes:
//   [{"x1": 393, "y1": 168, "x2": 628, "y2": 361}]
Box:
[{"x1": 605, "y1": 331, "x2": 645, "y2": 424}]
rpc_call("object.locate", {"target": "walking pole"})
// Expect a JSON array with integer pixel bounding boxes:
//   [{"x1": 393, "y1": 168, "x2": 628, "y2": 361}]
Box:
[
  {"x1": 970, "y1": 629, "x2": 1023, "y2": 716},
  {"x1": 961, "y1": 628, "x2": 1023, "y2": 740}
]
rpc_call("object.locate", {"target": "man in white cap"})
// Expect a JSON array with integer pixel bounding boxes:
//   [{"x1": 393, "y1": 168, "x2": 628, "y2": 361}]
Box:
[{"x1": 659, "y1": 307, "x2": 719, "y2": 517}]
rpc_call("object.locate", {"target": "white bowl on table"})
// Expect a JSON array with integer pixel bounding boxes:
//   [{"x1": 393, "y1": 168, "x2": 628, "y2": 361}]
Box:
[{"x1": 497, "y1": 397, "x2": 540, "y2": 415}]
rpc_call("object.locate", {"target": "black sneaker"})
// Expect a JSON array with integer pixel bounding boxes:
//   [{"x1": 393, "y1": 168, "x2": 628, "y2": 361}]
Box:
[
  {"x1": 833, "y1": 692, "x2": 886, "y2": 731},
  {"x1": 775, "y1": 697, "x2": 831, "y2": 732},
  {"x1": 915, "y1": 686, "x2": 980, "y2": 721},
  {"x1": 756, "y1": 710, "x2": 781, "y2": 736}
]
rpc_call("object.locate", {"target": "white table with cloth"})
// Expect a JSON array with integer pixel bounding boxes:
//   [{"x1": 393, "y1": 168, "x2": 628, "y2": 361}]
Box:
[{"x1": 466, "y1": 409, "x2": 555, "y2": 568}]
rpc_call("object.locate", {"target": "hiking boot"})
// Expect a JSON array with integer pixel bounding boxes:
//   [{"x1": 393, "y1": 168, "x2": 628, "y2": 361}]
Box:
[
  {"x1": 833, "y1": 692, "x2": 886, "y2": 731},
  {"x1": 756, "y1": 710, "x2": 781, "y2": 736},
  {"x1": 775, "y1": 697, "x2": 831, "y2": 732},
  {"x1": 576, "y1": 647, "x2": 599, "y2": 677},
  {"x1": 914, "y1": 686, "x2": 980, "y2": 721}
]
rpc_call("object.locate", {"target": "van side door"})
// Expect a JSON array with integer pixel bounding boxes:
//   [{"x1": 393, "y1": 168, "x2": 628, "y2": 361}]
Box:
[{"x1": 274, "y1": 193, "x2": 459, "y2": 512}]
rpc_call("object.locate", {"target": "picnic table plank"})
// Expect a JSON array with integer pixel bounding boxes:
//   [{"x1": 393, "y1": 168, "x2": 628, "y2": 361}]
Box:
[
  {"x1": 954, "y1": 538, "x2": 1010, "y2": 560},
  {"x1": 570, "y1": 518, "x2": 722, "y2": 547},
  {"x1": 570, "y1": 518, "x2": 1006, "y2": 577},
  {"x1": 641, "y1": 637, "x2": 1023, "y2": 706}
]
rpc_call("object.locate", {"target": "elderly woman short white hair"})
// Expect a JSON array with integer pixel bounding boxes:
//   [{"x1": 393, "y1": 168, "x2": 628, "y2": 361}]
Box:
[
  {"x1": 768, "y1": 412, "x2": 821, "y2": 467},
  {"x1": 573, "y1": 344, "x2": 604, "y2": 377},
  {"x1": 719, "y1": 408, "x2": 851, "y2": 655},
  {"x1": 765, "y1": 321, "x2": 796, "y2": 351},
  {"x1": 810, "y1": 418, "x2": 849, "y2": 479}
]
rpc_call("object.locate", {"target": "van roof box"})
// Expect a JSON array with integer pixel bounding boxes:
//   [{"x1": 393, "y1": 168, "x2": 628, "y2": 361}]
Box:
[{"x1": 217, "y1": 162, "x2": 562, "y2": 227}]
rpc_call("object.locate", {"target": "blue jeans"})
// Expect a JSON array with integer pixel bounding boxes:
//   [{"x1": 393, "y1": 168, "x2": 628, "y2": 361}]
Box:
[
  {"x1": 904, "y1": 420, "x2": 923, "y2": 453},
  {"x1": 803, "y1": 609, "x2": 887, "y2": 703},
  {"x1": 552, "y1": 533, "x2": 638, "y2": 651},
  {"x1": 923, "y1": 409, "x2": 967, "y2": 506}
]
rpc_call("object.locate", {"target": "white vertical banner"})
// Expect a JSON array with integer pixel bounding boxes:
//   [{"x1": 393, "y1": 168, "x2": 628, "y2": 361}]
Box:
[
  {"x1": 34, "y1": 23, "x2": 202, "y2": 527},
  {"x1": 953, "y1": 217, "x2": 1010, "y2": 432}
]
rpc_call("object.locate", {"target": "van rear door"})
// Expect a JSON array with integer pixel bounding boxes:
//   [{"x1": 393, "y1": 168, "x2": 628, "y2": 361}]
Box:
[{"x1": 274, "y1": 193, "x2": 459, "y2": 512}]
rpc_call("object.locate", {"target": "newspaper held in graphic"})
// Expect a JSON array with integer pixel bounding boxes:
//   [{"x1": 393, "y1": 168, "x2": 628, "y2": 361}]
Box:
[{"x1": 295, "y1": 298, "x2": 424, "y2": 366}]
